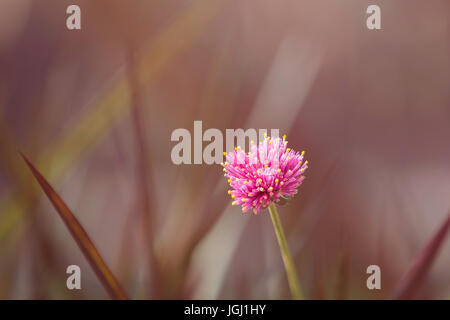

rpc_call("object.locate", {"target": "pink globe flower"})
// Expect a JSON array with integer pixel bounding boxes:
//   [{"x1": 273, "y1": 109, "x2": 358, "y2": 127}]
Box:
[{"x1": 222, "y1": 134, "x2": 308, "y2": 214}]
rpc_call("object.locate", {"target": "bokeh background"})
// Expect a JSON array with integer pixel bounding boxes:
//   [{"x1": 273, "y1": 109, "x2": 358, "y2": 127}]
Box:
[{"x1": 0, "y1": 0, "x2": 450, "y2": 299}]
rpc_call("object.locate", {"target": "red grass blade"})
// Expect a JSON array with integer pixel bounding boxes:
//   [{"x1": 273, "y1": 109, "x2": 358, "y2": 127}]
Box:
[
  {"x1": 20, "y1": 152, "x2": 128, "y2": 300},
  {"x1": 392, "y1": 213, "x2": 450, "y2": 299}
]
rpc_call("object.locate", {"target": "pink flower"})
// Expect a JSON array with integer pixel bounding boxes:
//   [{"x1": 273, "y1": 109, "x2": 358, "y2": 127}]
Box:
[{"x1": 222, "y1": 134, "x2": 308, "y2": 214}]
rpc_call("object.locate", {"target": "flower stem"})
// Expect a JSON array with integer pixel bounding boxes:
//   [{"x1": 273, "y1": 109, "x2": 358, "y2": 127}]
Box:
[{"x1": 268, "y1": 203, "x2": 302, "y2": 300}]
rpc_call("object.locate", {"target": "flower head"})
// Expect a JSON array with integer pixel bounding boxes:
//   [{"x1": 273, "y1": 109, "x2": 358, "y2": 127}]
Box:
[{"x1": 222, "y1": 134, "x2": 308, "y2": 214}]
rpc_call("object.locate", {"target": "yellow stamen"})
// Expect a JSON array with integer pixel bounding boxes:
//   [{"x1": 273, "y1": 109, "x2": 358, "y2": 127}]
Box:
[{"x1": 228, "y1": 190, "x2": 231, "y2": 195}]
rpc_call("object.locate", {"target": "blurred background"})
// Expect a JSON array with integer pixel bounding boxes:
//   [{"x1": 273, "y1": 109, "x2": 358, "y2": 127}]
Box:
[{"x1": 0, "y1": 0, "x2": 450, "y2": 299}]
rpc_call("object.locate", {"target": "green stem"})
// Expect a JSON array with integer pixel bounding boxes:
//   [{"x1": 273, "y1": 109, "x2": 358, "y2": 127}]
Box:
[{"x1": 268, "y1": 203, "x2": 302, "y2": 300}]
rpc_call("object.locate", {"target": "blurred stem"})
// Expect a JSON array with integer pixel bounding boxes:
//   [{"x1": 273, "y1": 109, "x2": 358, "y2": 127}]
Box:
[
  {"x1": 268, "y1": 203, "x2": 302, "y2": 300},
  {"x1": 126, "y1": 48, "x2": 160, "y2": 298}
]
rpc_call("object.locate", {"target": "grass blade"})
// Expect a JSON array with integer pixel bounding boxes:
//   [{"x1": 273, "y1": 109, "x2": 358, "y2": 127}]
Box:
[
  {"x1": 392, "y1": 213, "x2": 450, "y2": 299},
  {"x1": 20, "y1": 152, "x2": 128, "y2": 300}
]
